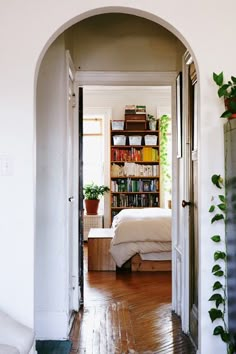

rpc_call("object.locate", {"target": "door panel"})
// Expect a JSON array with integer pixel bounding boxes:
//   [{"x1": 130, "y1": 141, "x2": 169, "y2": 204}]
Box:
[
  {"x1": 78, "y1": 86, "x2": 84, "y2": 305},
  {"x1": 188, "y1": 62, "x2": 198, "y2": 347}
]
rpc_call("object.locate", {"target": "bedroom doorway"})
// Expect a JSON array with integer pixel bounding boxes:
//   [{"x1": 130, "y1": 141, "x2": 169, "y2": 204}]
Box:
[{"x1": 35, "y1": 10, "x2": 199, "y2": 346}]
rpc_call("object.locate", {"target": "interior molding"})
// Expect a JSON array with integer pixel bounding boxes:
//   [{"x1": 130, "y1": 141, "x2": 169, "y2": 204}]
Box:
[{"x1": 75, "y1": 71, "x2": 178, "y2": 86}]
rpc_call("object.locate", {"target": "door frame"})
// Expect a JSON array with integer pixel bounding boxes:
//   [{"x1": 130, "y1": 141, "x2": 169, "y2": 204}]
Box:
[{"x1": 74, "y1": 70, "x2": 184, "y2": 312}]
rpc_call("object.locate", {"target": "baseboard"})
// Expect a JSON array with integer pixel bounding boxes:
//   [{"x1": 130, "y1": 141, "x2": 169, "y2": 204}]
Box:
[{"x1": 35, "y1": 311, "x2": 69, "y2": 340}]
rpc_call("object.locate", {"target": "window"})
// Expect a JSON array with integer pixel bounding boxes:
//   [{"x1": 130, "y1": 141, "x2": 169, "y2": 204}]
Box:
[{"x1": 83, "y1": 117, "x2": 105, "y2": 213}]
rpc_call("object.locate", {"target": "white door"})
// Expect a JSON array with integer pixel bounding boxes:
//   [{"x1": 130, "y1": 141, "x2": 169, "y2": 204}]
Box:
[{"x1": 66, "y1": 52, "x2": 79, "y2": 323}]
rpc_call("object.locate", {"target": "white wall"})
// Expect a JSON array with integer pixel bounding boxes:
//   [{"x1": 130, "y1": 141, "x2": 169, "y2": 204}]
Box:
[
  {"x1": 36, "y1": 34, "x2": 69, "y2": 339},
  {"x1": 83, "y1": 86, "x2": 171, "y2": 226},
  {"x1": 0, "y1": 1, "x2": 234, "y2": 353}
]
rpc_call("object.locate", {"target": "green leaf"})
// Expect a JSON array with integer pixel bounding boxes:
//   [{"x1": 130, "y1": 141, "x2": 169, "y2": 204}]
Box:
[
  {"x1": 211, "y1": 174, "x2": 223, "y2": 188},
  {"x1": 219, "y1": 195, "x2": 225, "y2": 203},
  {"x1": 211, "y1": 235, "x2": 221, "y2": 242},
  {"x1": 229, "y1": 99, "x2": 236, "y2": 112},
  {"x1": 209, "y1": 293, "x2": 224, "y2": 308},
  {"x1": 209, "y1": 308, "x2": 223, "y2": 322},
  {"x1": 218, "y1": 84, "x2": 230, "y2": 97},
  {"x1": 209, "y1": 205, "x2": 215, "y2": 212},
  {"x1": 213, "y1": 325, "x2": 224, "y2": 336},
  {"x1": 212, "y1": 264, "x2": 221, "y2": 273},
  {"x1": 214, "y1": 251, "x2": 226, "y2": 261},
  {"x1": 217, "y1": 203, "x2": 226, "y2": 211},
  {"x1": 231, "y1": 76, "x2": 236, "y2": 83},
  {"x1": 213, "y1": 281, "x2": 223, "y2": 290},
  {"x1": 213, "y1": 72, "x2": 223, "y2": 86},
  {"x1": 221, "y1": 110, "x2": 232, "y2": 118},
  {"x1": 214, "y1": 270, "x2": 224, "y2": 277},
  {"x1": 221, "y1": 332, "x2": 231, "y2": 343},
  {"x1": 211, "y1": 214, "x2": 224, "y2": 223}
]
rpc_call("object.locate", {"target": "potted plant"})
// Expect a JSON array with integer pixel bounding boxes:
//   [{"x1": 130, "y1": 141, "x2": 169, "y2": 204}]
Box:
[
  {"x1": 213, "y1": 72, "x2": 236, "y2": 118},
  {"x1": 83, "y1": 182, "x2": 110, "y2": 215},
  {"x1": 147, "y1": 114, "x2": 157, "y2": 130}
]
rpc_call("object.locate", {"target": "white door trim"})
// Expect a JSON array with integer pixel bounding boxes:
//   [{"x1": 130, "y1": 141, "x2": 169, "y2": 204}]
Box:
[{"x1": 75, "y1": 70, "x2": 182, "y2": 319}]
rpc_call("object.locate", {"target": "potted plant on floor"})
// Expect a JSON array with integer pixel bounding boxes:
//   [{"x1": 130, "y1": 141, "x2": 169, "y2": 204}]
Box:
[
  {"x1": 213, "y1": 72, "x2": 236, "y2": 119},
  {"x1": 83, "y1": 182, "x2": 110, "y2": 215}
]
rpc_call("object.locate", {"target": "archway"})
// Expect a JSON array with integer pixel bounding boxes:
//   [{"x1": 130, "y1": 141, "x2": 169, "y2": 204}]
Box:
[{"x1": 35, "y1": 7, "x2": 199, "y2": 351}]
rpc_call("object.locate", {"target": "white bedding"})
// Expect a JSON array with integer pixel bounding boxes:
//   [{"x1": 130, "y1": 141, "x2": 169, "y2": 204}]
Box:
[
  {"x1": 110, "y1": 241, "x2": 171, "y2": 267},
  {"x1": 110, "y1": 207, "x2": 172, "y2": 267},
  {"x1": 111, "y1": 207, "x2": 171, "y2": 245}
]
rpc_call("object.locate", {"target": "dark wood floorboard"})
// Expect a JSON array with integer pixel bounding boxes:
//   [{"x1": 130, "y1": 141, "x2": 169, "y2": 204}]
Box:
[{"x1": 70, "y1": 244, "x2": 196, "y2": 354}]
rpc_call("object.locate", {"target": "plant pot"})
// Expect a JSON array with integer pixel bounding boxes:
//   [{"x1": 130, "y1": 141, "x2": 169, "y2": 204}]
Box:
[
  {"x1": 85, "y1": 199, "x2": 100, "y2": 215},
  {"x1": 149, "y1": 121, "x2": 156, "y2": 130},
  {"x1": 224, "y1": 98, "x2": 236, "y2": 119}
]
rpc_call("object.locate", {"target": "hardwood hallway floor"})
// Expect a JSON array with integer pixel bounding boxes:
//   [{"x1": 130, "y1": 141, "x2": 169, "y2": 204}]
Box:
[{"x1": 70, "y1": 245, "x2": 196, "y2": 354}]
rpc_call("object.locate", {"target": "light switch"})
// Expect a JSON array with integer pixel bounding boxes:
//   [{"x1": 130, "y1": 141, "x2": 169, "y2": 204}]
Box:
[{"x1": 0, "y1": 154, "x2": 14, "y2": 176}]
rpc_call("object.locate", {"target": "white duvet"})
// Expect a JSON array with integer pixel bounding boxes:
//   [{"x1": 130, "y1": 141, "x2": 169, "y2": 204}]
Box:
[
  {"x1": 110, "y1": 208, "x2": 172, "y2": 267},
  {"x1": 111, "y1": 207, "x2": 171, "y2": 245}
]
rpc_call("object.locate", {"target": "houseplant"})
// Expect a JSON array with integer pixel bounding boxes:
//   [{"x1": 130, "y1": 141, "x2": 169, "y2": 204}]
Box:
[
  {"x1": 208, "y1": 174, "x2": 235, "y2": 353},
  {"x1": 147, "y1": 114, "x2": 157, "y2": 130},
  {"x1": 213, "y1": 72, "x2": 236, "y2": 119},
  {"x1": 83, "y1": 182, "x2": 110, "y2": 215},
  {"x1": 159, "y1": 114, "x2": 171, "y2": 208}
]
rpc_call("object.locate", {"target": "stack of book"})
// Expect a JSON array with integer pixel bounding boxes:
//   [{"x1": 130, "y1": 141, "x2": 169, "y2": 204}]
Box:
[{"x1": 125, "y1": 105, "x2": 136, "y2": 115}]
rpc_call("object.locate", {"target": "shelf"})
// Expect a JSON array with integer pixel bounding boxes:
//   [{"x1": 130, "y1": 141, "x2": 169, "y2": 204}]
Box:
[
  {"x1": 111, "y1": 176, "x2": 159, "y2": 179},
  {"x1": 111, "y1": 191, "x2": 159, "y2": 194},
  {"x1": 111, "y1": 145, "x2": 159, "y2": 148},
  {"x1": 110, "y1": 115, "x2": 160, "y2": 222},
  {"x1": 111, "y1": 206, "x2": 157, "y2": 210},
  {"x1": 111, "y1": 161, "x2": 159, "y2": 164},
  {"x1": 111, "y1": 130, "x2": 159, "y2": 133}
]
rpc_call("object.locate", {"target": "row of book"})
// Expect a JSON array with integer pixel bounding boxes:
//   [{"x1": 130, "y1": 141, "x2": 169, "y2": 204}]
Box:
[
  {"x1": 111, "y1": 194, "x2": 159, "y2": 208},
  {"x1": 111, "y1": 178, "x2": 159, "y2": 193},
  {"x1": 111, "y1": 163, "x2": 159, "y2": 177},
  {"x1": 111, "y1": 147, "x2": 159, "y2": 162},
  {"x1": 125, "y1": 105, "x2": 146, "y2": 115}
]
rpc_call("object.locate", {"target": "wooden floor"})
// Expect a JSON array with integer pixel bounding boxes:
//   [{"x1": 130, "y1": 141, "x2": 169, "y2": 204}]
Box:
[{"x1": 70, "y1": 245, "x2": 196, "y2": 353}]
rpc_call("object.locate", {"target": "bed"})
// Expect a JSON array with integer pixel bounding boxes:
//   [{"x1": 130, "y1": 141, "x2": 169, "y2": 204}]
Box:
[{"x1": 110, "y1": 207, "x2": 172, "y2": 270}]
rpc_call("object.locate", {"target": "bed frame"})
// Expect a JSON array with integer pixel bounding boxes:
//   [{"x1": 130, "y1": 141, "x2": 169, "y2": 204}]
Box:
[{"x1": 131, "y1": 254, "x2": 172, "y2": 272}]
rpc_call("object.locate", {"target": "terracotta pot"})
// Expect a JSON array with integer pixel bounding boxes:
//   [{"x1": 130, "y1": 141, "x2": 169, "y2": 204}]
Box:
[
  {"x1": 85, "y1": 199, "x2": 100, "y2": 215},
  {"x1": 224, "y1": 98, "x2": 236, "y2": 119}
]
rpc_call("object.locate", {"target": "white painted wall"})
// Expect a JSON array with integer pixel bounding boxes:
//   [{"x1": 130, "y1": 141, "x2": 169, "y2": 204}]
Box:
[
  {"x1": 83, "y1": 86, "x2": 171, "y2": 226},
  {"x1": 0, "y1": 1, "x2": 234, "y2": 353},
  {"x1": 36, "y1": 34, "x2": 69, "y2": 339}
]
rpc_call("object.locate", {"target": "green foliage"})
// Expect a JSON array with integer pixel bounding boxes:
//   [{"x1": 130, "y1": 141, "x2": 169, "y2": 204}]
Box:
[
  {"x1": 83, "y1": 182, "x2": 110, "y2": 200},
  {"x1": 159, "y1": 115, "x2": 171, "y2": 194},
  {"x1": 147, "y1": 114, "x2": 157, "y2": 121},
  {"x1": 213, "y1": 72, "x2": 236, "y2": 118},
  {"x1": 208, "y1": 174, "x2": 235, "y2": 353}
]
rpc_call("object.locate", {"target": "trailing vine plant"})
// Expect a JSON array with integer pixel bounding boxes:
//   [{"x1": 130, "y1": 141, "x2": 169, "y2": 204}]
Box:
[
  {"x1": 208, "y1": 174, "x2": 235, "y2": 354},
  {"x1": 159, "y1": 114, "x2": 171, "y2": 197}
]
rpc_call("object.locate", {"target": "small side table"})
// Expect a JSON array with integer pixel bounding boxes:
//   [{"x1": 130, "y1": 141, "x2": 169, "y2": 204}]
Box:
[{"x1": 88, "y1": 228, "x2": 116, "y2": 271}]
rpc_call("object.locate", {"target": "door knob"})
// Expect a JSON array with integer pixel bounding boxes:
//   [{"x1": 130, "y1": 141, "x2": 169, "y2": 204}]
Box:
[
  {"x1": 182, "y1": 200, "x2": 191, "y2": 208},
  {"x1": 68, "y1": 196, "x2": 74, "y2": 202}
]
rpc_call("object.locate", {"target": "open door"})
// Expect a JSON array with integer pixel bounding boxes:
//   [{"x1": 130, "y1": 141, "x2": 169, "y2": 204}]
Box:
[
  {"x1": 188, "y1": 61, "x2": 198, "y2": 347},
  {"x1": 66, "y1": 51, "x2": 80, "y2": 321},
  {"x1": 78, "y1": 86, "x2": 84, "y2": 306},
  {"x1": 182, "y1": 55, "x2": 199, "y2": 348}
]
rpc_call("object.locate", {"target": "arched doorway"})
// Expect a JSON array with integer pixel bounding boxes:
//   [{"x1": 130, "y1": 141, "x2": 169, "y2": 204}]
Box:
[{"x1": 35, "y1": 8, "x2": 199, "y2": 351}]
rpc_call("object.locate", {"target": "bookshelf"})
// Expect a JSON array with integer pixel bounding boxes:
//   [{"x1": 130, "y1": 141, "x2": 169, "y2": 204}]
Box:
[{"x1": 110, "y1": 118, "x2": 160, "y2": 223}]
